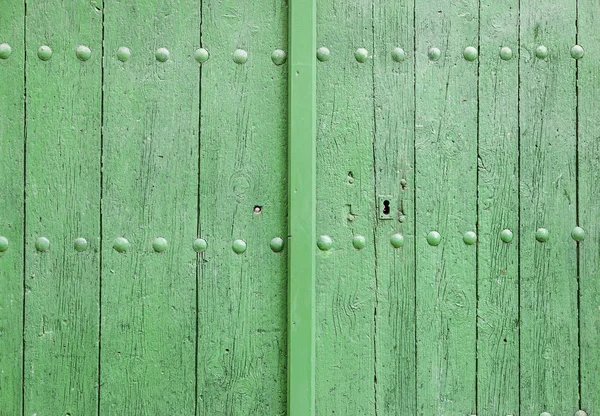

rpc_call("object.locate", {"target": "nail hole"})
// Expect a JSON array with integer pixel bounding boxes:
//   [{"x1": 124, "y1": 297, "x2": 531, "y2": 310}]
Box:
[{"x1": 383, "y1": 200, "x2": 390, "y2": 215}]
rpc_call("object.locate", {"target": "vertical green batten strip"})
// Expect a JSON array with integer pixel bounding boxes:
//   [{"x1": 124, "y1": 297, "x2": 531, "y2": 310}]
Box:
[{"x1": 287, "y1": 0, "x2": 316, "y2": 415}]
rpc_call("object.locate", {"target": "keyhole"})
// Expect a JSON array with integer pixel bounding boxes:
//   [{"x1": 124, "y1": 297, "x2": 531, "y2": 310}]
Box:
[{"x1": 383, "y1": 200, "x2": 390, "y2": 215}]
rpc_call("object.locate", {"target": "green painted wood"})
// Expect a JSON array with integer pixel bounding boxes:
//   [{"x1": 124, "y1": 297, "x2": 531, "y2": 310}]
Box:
[
  {"x1": 372, "y1": 1, "x2": 416, "y2": 414},
  {"x1": 23, "y1": 1, "x2": 102, "y2": 414},
  {"x1": 477, "y1": 1, "x2": 520, "y2": 414},
  {"x1": 196, "y1": 1, "x2": 288, "y2": 414},
  {"x1": 100, "y1": 2, "x2": 199, "y2": 413},
  {"x1": 414, "y1": 0, "x2": 478, "y2": 413},
  {"x1": 518, "y1": 2, "x2": 579, "y2": 414},
  {"x1": 0, "y1": 1, "x2": 24, "y2": 413},
  {"x1": 315, "y1": 1, "x2": 376, "y2": 414},
  {"x1": 577, "y1": 2, "x2": 600, "y2": 414},
  {"x1": 288, "y1": 0, "x2": 316, "y2": 413}
]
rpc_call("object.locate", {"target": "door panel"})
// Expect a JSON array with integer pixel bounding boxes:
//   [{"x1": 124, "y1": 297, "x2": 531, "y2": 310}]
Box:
[
  {"x1": 23, "y1": 1, "x2": 102, "y2": 414},
  {"x1": 519, "y1": 0, "x2": 579, "y2": 414},
  {"x1": 100, "y1": 1, "x2": 200, "y2": 414},
  {"x1": 477, "y1": 0, "x2": 520, "y2": 414},
  {"x1": 197, "y1": 0, "x2": 288, "y2": 414},
  {"x1": 0, "y1": 1, "x2": 24, "y2": 414}
]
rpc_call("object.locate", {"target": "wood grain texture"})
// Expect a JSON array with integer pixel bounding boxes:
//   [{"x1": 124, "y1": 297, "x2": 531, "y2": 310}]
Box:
[
  {"x1": 0, "y1": 0, "x2": 24, "y2": 413},
  {"x1": 23, "y1": 1, "x2": 102, "y2": 414},
  {"x1": 518, "y1": 1, "x2": 579, "y2": 414},
  {"x1": 197, "y1": 1, "x2": 288, "y2": 414},
  {"x1": 477, "y1": 0, "x2": 520, "y2": 414},
  {"x1": 100, "y1": 1, "x2": 199, "y2": 414},
  {"x1": 372, "y1": 0, "x2": 417, "y2": 414},
  {"x1": 315, "y1": 1, "x2": 377, "y2": 414},
  {"x1": 414, "y1": 0, "x2": 479, "y2": 413},
  {"x1": 577, "y1": 0, "x2": 600, "y2": 413}
]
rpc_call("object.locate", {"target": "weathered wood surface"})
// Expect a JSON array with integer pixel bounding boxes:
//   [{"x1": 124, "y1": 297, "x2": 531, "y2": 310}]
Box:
[
  {"x1": 197, "y1": 0, "x2": 288, "y2": 414},
  {"x1": 315, "y1": 0, "x2": 377, "y2": 414},
  {"x1": 477, "y1": 0, "x2": 520, "y2": 414},
  {"x1": 414, "y1": 0, "x2": 479, "y2": 413},
  {"x1": 519, "y1": 0, "x2": 580, "y2": 414},
  {"x1": 100, "y1": 1, "x2": 199, "y2": 413},
  {"x1": 23, "y1": 1, "x2": 102, "y2": 414},
  {"x1": 0, "y1": 1, "x2": 24, "y2": 414},
  {"x1": 372, "y1": 0, "x2": 417, "y2": 414},
  {"x1": 0, "y1": 0, "x2": 599, "y2": 414},
  {"x1": 578, "y1": 1, "x2": 600, "y2": 414}
]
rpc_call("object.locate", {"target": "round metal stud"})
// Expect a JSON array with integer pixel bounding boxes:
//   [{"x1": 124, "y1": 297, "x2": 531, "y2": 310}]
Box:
[
  {"x1": 0, "y1": 236, "x2": 9, "y2": 252},
  {"x1": 35, "y1": 237, "x2": 50, "y2": 252},
  {"x1": 391, "y1": 47, "x2": 406, "y2": 62},
  {"x1": 571, "y1": 226, "x2": 585, "y2": 242},
  {"x1": 192, "y1": 238, "x2": 207, "y2": 252},
  {"x1": 499, "y1": 46, "x2": 513, "y2": 61},
  {"x1": 232, "y1": 49, "x2": 248, "y2": 64},
  {"x1": 76, "y1": 45, "x2": 91, "y2": 61},
  {"x1": 463, "y1": 46, "x2": 478, "y2": 61},
  {"x1": 428, "y1": 47, "x2": 441, "y2": 61},
  {"x1": 355, "y1": 48, "x2": 369, "y2": 63},
  {"x1": 152, "y1": 237, "x2": 168, "y2": 253},
  {"x1": 427, "y1": 231, "x2": 441, "y2": 246},
  {"x1": 271, "y1": 49, "x2": 287, "y2": 65},
  {"x1": 463, "y1": 231, "x2": 477, "y2": 245},
  {"x1": 352, "y1": 235, "x2": 366, "y2": 250},
  {"x1": 500, "y1": 229, "x2": 514, "y2": 243},
  {"x1": 74, "y1": 237, "x2": 88, "y2": 252},
  {"x1": 317, "y1": 235, "x2": 333, "y2": 251},
  {"x1": 535, "y1": 45, "x2": 548, "y2": 59},
  {"x1": 232, "y1": 239, "x2": 247, "y2": 254},
  {"x1": 390, "y1": 233, "x2": 405, "y2": 248},
  {"x1": 113, "y1": 237, "x2": 130, "y2": 253},
  {"x1": 270, "y1": 237, "x2": 285, "y2": 252},
  {"x1": 0, "y1": 43, "x2": 12, "y2": 59},
  {"x1": 571, "y1": 45, "x2": 584, "y2": 59},
  {"x1": 574, "y1": 410, "x2": 588, "y2": 416},
  {"x1": 117, "y1": 46, "x2": 131, "y2": 62},
  {"x1": 37, "y1": 45, "x2": 52, "y2": 61},
  {"x1": 155, "y1": 48, "x2": 170, "y2": 62},
  {"x1": 316, "y1": 46, "x2": 330, "y2": 62},
  {"x1": 540, "y1": 412, "x2": 551, "y2": 416},
  {"x1": 535, "y1": 228, "x2": 549, "y2": 243},
  {"x1": 194, "y1": 48, "x2": 209, "y2": 63}
]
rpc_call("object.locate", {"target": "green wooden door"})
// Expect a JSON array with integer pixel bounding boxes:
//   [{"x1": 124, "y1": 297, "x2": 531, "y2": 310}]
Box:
[{"x1": 0, "y1": 0, "x2": 598, "y2": 415}]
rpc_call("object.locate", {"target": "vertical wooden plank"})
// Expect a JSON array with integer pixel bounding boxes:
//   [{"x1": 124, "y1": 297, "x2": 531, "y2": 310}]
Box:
[
  {"x1": 100, "y1": 2, "x2": 199, "y2": 414},
  {"x1": 0, "y1": 1, "x2": 24, "y2": 413},
  {"x1": 24, "y1": 1, "x2": 101, "y2": 414},
  {"x1": 577, "y1": 0, "x2": 600, "y2": 413},
  {"x1": 196, "y1": 1, "x2": 288, "y2": 414},
  {"x1": 288, "y1": 0, "x2": 316, "y2": 413},
  {"x1": 477, "y1": 0, "x2": 520, "y2": 414},
  {"x1": 519, "y1": 0, "x2": 579, "y2": 414},
  {"x1": 315, "y1": 1, "x2": 376, "y2": 414},
  {"x1": 414, "y1": 0, "x2": 478, "y2": 413},
  {"x1": 372, "y1": 0, "x2": 416, "y2": 414}
]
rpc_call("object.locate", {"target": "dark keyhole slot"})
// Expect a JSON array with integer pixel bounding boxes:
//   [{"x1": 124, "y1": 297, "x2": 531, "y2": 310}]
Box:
[{"x1": 383, "y1": 200, "x2": 390, "y2": 215}]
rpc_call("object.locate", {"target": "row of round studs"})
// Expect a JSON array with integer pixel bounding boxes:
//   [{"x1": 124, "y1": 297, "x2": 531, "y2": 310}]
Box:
[
  {"x1": 0, "y1": 236, "x2": 284, "y2": 254},
  {"x1": 0, "y1": 44, "x2": 285, "y2": 65},
  {"x1": 318, "y1": 45, "x2": 585, "y2": 62},
  {"x1": 0, "y1": 44, "x2": 586, "y2": 64},
  {"x1": 0, "y1": 226, "x2": 585, "y2": 255},
  {"x1": 318, "y1": 226, "x2": 586, "y2": 251}
]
